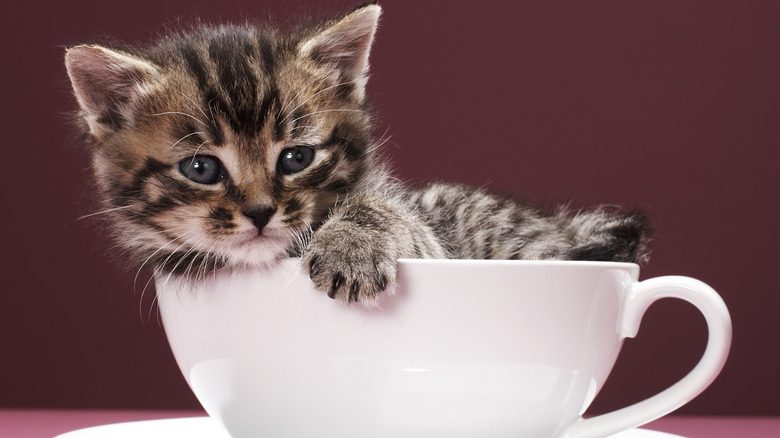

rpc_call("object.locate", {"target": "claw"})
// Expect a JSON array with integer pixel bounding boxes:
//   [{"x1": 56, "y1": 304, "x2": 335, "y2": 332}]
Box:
[
  {"x1": 377, "y1": 274, "x2": 387, "y2": 291},
  {"x1": 308, "y1": 254, "x2": 321, "y2": 275},
  {"x1": 348, "y1": 282, "x2": 360, "y2": 302},
  {"x1": 329, "y1": 272, "x2": 345, "y2": 299}
]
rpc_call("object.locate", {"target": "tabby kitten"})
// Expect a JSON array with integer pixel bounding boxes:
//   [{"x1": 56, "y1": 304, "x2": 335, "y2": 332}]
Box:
[{"x1": 65, "y1": 3, "x2": 650, "y2": 305}]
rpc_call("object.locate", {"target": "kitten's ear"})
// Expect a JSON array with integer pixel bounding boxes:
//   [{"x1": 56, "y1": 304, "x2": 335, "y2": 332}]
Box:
[
  {"x1": 299, "y1": 3, "x2": 381, "y2": 102},
  {"x1": 65, "y1": 45, "x2": 162, "y2": 138}
]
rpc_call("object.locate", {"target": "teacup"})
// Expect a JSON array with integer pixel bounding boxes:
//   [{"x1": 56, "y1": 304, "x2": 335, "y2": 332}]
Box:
[{"x1": 157, "y1": 259, "x2": 731, "y2": 438}]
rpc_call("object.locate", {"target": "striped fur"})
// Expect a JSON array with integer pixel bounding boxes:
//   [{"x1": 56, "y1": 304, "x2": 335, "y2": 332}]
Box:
[{"x1": 66, "y1": 3, "x2": 650, "y2": 305}]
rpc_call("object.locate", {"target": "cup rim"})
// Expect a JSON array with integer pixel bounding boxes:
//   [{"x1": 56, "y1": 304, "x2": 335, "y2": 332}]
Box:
[{"x1": 397, "y1": 258, "x2": 638, "y2": 268}]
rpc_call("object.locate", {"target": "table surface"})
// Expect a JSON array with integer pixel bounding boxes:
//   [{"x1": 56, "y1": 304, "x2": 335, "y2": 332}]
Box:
[{"x1": 1, "y1": 410, "x2": 778, "y2": 438}]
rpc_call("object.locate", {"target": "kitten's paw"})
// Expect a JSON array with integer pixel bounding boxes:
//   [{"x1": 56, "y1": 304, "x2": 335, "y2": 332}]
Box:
[{"x1": 303, "y1": 228, "x2": 397, "y2": 305}]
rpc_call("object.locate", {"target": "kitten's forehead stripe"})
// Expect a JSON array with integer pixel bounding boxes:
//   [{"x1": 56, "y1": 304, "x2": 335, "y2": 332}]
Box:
[
  {"x1": 177, "y1": 46, "x2": 227, "y2": 146},
  {"x1": 255, "y1": 87, "x2": 280, "y2": 138},
  {"x1": 179, "y1": 45, "x2": 212, "y2": 94},
  {"x1": 208, "y1": 38, "x2": 258, "y2": 132},
  {"x1": 170, "y1": 29, "x2": 285, "y2": 140}
]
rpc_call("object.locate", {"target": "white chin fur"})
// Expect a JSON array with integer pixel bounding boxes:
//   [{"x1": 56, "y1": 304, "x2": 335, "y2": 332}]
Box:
[{"x1": 220, "y1": 229, "x2": 293, "y2": 269}]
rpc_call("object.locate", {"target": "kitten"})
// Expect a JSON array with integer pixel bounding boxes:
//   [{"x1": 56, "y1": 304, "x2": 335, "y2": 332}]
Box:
[{"x1": 65, "y1": 2, "x2": 650, "y2": 305}]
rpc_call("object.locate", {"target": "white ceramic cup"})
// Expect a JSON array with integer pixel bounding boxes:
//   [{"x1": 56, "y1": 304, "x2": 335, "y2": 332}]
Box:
[{"x1": 157, "y1": 259, "x2": 731, "y2": 438}]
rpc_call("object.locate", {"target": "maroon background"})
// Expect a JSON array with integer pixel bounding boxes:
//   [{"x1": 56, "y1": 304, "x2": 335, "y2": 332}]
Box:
[{"x1": 2, "y1": 0, "x2": 778, "y2": 415}]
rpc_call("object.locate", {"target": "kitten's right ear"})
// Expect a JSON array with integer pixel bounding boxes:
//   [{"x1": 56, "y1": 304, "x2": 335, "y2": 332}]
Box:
[
  {"x1": 298, "y1": 3, "x2": 381, "y2": 103},
  {"x1": 65, "y1": 45, "x2": 161, "y2": 138}
]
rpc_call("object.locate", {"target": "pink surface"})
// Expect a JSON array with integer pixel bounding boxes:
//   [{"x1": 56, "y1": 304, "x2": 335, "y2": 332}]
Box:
[
  {"x1": 0, "y1": 411, "x2": 778, "y2": 438},
  {"x1": 0, "y1": 410, "x2": 204, "y2": 438},
  {"x1": 649, "y1": 416, "x2": 780, "y2": 438}
]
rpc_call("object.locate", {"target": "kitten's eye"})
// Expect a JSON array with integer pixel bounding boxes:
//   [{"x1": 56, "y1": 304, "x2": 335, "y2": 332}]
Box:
[
  {"x1": 179, "y1": 155, "x2": 224, "y2": 184},
  {"x1": 278, "y1": 146, "x2": 315, "y2": 175}
]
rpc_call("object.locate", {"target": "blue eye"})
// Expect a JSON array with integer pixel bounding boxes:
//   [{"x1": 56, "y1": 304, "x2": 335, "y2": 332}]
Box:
[
  {"x1": 179, "y1": 155, "x2": 223, "y2": 184},
  {"x1": 278, "y1": 146, "x2": 315, "y2": 175}
]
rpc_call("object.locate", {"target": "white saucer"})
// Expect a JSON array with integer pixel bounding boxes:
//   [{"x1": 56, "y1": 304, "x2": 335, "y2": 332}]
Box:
[{"x1": 55, "y1": 417, "x2": 686, "y2": 438}]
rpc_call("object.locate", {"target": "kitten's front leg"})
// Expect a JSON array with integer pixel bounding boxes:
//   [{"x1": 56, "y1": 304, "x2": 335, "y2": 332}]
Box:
[{"x1": 303, "y1": 195, "x2": 445, "y2": 305}]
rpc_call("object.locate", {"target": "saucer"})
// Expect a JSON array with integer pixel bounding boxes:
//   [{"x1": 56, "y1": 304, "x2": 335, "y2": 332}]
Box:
[
  {"x1": 55, "y1": 417, "x2": 229, "y2": 438},
  {"x1": 55, "y1": 417, "x2": 686, "y2": 437}
]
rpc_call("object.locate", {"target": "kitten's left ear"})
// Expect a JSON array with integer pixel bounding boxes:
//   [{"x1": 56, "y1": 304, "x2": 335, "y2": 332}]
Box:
[{"x1": 299, "y1": 3, "x2": 382, "y2": 102}]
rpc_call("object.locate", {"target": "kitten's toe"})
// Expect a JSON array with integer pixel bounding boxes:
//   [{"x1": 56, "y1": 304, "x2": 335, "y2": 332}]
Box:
[{"x1": 303, "y1": 248, "x2": 396, "y2": 305}]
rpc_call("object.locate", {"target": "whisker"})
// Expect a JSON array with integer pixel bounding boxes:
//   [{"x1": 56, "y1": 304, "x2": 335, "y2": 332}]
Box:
[
  {"x1": 152, "y1": 111, "x2": 208, "y2": 127},
  {"x1": 198, "y1": 231, "x2": 224, "y2": 282},
  {"x1": 180, "y1": 231, "x2": 218, "y2": 281},
  {"x1": 169, "y1": 131, "x2": 207, "y2": 150},
  {"x1": 289, "y1": 124, "x2": 318, "y2": 132},
  {"x1": 196, "y1": 240, "x2": 218, "y2": 283},
  {"x1": 196, "y1": 253, "x2": 209, "y2": 283},
  {"x1": 189, "y1": 141, "x2": 209, "y2": 166},
  {"x1": 182, "y1": 249, "x2": 202, "y2": 280},
  {"x1": 280, "y1": 80, "x2": 357, "y2": 125},
  {"x1": 300, "y1": 219, "x2": 314, "y2": 249},
  {"x1": 289, "y1": 219, "x2": 314, "y2": 255},
  {"x1": 138, "y1": 230, "x2": 204, "y2": 312},
  {"x1": 149, "y1": 232, "x2": 209, "y2": 323},
  {"x1": 290, "y1": 109, "x2": 363, "y2": 124},
  {"x1": 178, "y1": 91, "x2": 214, "y2": 124},
  {"x1": 288, "y1": 228, "x2": 303, "y2": 255},
  {"x1": 139, "y1": 266, "x2": 162, "y2": 324},
  {"x1": 207, "y1": 97, "x2": 218, "y2": 126},
  {"x1": 212, "y1": 247, "x2": 224, "y2": 281},
  {"x1": 365, "y1": 133, "x2": 392, "y2": 156},
  {"x1": 279, "y1": 76, "x2": 325, "y2": 115},
  {"x1": 160, "y1": 233, "x2": 208, "y2": 286},
  {"x1": 134, "y1": 232, "x2": 193, "y2": 291},
  {"x1": 147, "y1": 284, "x2": 161, "y2": 324},
  {"x1": 71, "y1": 205, "x2": 133, "y2": 222}
]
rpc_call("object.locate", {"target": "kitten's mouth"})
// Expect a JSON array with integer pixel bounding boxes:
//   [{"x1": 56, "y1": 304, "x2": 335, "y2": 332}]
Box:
[
  {"x1": 230, "y1": 224, "x2": 292, "y2": 251},
  {"x1": 205, "y1": 227, "x2": 293, "y2": 269},
  {"x1": 235, "y1": 228, "x2": 282, "y2": 245}
]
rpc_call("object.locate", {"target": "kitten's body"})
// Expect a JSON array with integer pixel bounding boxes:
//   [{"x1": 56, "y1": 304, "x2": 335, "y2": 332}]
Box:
[{"x1": 66, "y1": 3, "x2": 650, "y2": 305}]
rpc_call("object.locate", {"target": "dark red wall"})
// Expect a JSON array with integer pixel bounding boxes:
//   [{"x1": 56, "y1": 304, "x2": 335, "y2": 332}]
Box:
[{"x1": 3, "y1": 0, "x2": 778, "y2": 415}]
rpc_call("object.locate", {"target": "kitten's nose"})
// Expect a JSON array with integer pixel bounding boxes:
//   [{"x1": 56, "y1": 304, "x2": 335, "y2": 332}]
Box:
[{"x1": 243, "y1": 206, "x2": 276, "y2": 234}]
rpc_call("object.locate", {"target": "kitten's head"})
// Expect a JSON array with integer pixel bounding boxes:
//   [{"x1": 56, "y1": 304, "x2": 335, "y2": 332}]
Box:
[{"x1": 65, "y1": 3, "x2": 383, "y2": 276}]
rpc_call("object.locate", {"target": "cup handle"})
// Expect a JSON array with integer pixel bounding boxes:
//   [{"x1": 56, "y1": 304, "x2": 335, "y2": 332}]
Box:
[{"x1": 564, "y1": 275, "x2": 732, "y2": 438}]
